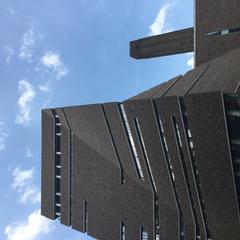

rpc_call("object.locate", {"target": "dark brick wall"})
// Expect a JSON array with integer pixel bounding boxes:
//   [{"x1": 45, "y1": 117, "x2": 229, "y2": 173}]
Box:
[
  {"x1": 41, "y1": 109, "x2": 56, "y2": 220},
  {"x1": 196, "y1": 0, "x2": 240, "y2": 66},
  {"x1": 184, "y1": 92, "x2": 240, "y2": 240}
]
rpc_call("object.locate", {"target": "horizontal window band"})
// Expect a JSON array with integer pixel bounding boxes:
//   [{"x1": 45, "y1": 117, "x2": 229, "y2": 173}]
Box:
[
  {"x1": 227, "y1": 110, "x2": 240, "y2": 117},
  {"x1": 206, "y1": 26, "x2": 240, "y2": 37}
]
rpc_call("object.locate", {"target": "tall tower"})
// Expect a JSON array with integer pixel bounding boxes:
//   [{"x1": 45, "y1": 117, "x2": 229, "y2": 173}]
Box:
[{"x1": 42, "y1": 1, "x2": 240, "y2": 240}]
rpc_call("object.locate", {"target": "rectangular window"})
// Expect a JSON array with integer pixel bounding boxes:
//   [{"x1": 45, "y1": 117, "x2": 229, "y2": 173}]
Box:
[
  {"x1": 206, "y1": 26, "x2": 240, "y2": 37},
  {"x1": 83, "y1": 201, "x2": 88, "y2": 233},
  {"x1": 119, "y1": 104, "x2": 144, "y2": 179},
  {"x1": 121, "y1": 222, "x2": 125, "y2": 240},
  {"x1": 141, "y1": 227, "x2": 148, "y2": 240}
]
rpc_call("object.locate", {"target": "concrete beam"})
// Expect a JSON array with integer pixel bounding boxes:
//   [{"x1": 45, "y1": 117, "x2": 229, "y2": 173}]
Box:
[{"x1": 130, "y1": 27, "x2": 194, "y2": 59}]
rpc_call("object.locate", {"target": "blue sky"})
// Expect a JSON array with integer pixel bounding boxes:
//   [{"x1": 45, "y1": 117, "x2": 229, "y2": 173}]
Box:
[{"x1": 0, "y1": 0, "x2": 193, "y2": 239}]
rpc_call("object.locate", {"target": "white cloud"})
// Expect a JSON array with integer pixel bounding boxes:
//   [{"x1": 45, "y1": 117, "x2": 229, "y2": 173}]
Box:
[
  {"x1": 0, "y1": 122, "x2": 8, "y2": 151},
  {"x1": 40, "y1": 51, "x2": 68, "y2": 79},
  {"x1": 19, "y1": 27, "x2": 42, "y2": 62},
  {"x1": 38, "y1": 81, "x2": 51, "y2": 93},
  {"x1": 187, "y1": 54, "x2": 194, "y2": 69},
  {"x1": 149, "y1": 1, "x2": 174, "y2": 36},
  {"x1": 11, "y1": 167, "x2": 34, "y2": 190},
  {"x1": 4, "y1": 209, "x2": 52, "y2": 240},
  {"x1": 19, "y1": 188, "x2": 41, "y2": 204},
  {"x1": 26, "y1": 147, "x2": 33, "y2": 158},
  {"x1": 3, "y1": 46, "x2": 15, "y2": 65},
  {"x1": 11, "y1": 167, "x2": 40, "y2": 204},
  {"x1": 16, "y1": 80, "x2": 35, "y2": 125}
]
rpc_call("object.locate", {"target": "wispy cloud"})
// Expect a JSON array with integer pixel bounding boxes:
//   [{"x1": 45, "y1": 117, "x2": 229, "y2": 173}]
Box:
[
  {"x1": 4, "y1": 209, "x2": 52, "y2": 240},
  {"x1": 0, "y1": 122, "x2": 8, "y2": 151},
  {"x1": 7, "y1": 7, "x2": 15, "y2": 15},
  {"x1": 40, "y1": 51, "x2": 68, "y2": 79},
  {"x1": 187, "y1": 53, "x2": 194, "y2": 69},
  {"x1": 15, "y1": 80, "x2": 35, "y2": 125},
  {"x1": 26, "y1": 147, "x2": 33, "y2": 158},
  {"x1": 19, "y1": 27, "x2": 42, "y2": 62},
  {"x1": 11, "y1": 167, "x2": 34, "y2": 190},
  {"x1": 11, "y1": 167, "x2": 40, "y2": 204},
  {"x1": 19, "y1": 187, "x2": 41, "y2": 204},
  {"x1": 3, "y1": 46, "x2": 15, "y2": 65},
  {"x1": 149, "y1": 1, "x2": 174, "y2": 36},
  {"x1": 38, "y1": 81, "x2": 51, "y2": 93}
]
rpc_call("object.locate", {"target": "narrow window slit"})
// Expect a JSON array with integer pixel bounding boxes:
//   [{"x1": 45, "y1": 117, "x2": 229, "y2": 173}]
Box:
[
  {"x1": 83, "y1": 201, "x2": 88, "y2": 233},
  {"x1": 121, "y1": 222, "x2": 125, "y2": 240},
  {"x1": 101, "y1": 105, "x2": 125, "y2": 185},
  {"x1": 154, "y1": 109, "x2": 185, "y2": 239},
  {"x1": 179, "y1": 99, "x2": 211, "y2": 238},
  {"x1": 134, "y1": 118, "x2": 160, "y2": 239},
  {"x1": 206, "y1": 26, "x2": 240, "y2": 37},
  {"x1": 119, "y1": 104, "x2": 144, "y2": 179},
  {"x1": 172, "y1": 116, "x2": 200, "y2": 238},
  {"x1": 52, "y1": 109, "x2": 62, "y2": 219}
]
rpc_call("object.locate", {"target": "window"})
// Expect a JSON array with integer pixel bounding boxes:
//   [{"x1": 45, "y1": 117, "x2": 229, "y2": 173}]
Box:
[
  {"x1": 119, "y1": 104, "x2": 144, "y2": 179},
  {"x1": 206, "y1": 26, "x2": 240, "y2": 37},
  {"x1": 134, "y1": 118, "x2": 160, "y2": 239},
  {"x1": 179, "y1": 99, "x2": 211, "y2": 238},
  {"x1": 101, "y1": 105, "x2": 125, "y2": 184},
  {"x1": 121, "y1": 222, "x2": 125, "y2": 240},
  {"x1": 156, "y1": 114, "x2": 185, "y2": 239},
  {"x1": 52, "y1": 109, "x2": 62, "y2": 219},
  {"x1": 84, "y1": 201, "x2": 88, "y2": 233},
  {"x1": 141, "y1": 227, "x2": 148, "y2": 240},
  {"x1": 224, "y1": 94, "x2": 240, "y2": 212}
]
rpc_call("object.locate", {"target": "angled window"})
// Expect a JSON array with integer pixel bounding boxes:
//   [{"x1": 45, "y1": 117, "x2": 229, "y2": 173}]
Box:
[{"x1": 119, "y1": 104, "x2": 144, "y2": 179}]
